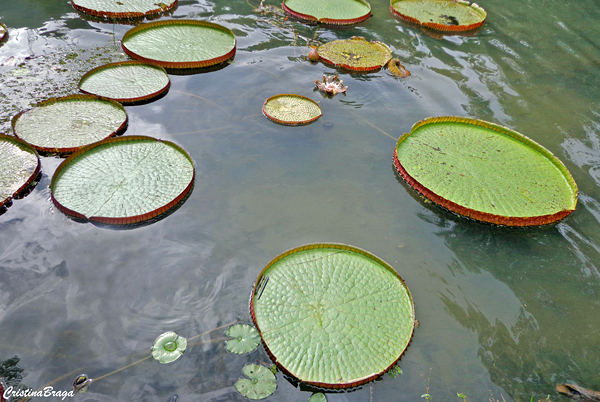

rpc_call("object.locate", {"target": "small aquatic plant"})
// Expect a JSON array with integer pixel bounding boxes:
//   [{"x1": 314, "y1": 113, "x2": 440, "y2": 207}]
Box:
[
  {"x1": 308, "y1": 393, "x2": 327, "y2": 402},
  {"x1": 317, "y1": 36, "x2": 392, "y2": 72},
  {"x1": 151, "y1": 331, "x2": 187, "y2": 364},
  {"x1": 234, "y1": 363, "x2": 277, "y2": 400},
  {"x1": 314, "y1": 75, "x2": 348, "y2": 95},
  {"x1": 387, "y1": 58, "x2": 411, "y2": 78},
  {"x1": 262, "y1": 94, "x2": 322, "y2": 125},
  {"x1": 225, "y1": 324, "x2": 261, "y2": 354},
  {"x1": 73, "y1": 374, "x2": 92, "y2": 393}
]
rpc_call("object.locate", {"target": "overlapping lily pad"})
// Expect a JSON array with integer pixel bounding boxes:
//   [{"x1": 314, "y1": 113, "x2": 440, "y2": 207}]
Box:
[
  {"x1": 393, "y1": 116, "x2": 578, "y2": 226},
  {"x1": 282, "y1": 0, "x2": 371, "y2": 25},
  {"x1": 0, "y1": 135, "x2": 41, "y2": 209},
  {"x1": 12, "y1": 94, "x2": 127, "y2": 156},
  {"x1": 79, "y1": 61, "x2": 170, "y2": 105},
  {"x1": 235, "y1": 364, "x2": 277, "y2": 400},
  {"x1": 390, "y1": 0, "x2": 486, "y2": 32},
  {"x1": 317, "y1": 36, "x2": 392, "y2": 71},
  {"x1": 121, "y1": 20, "x2": 236, "y2": 71},
  {"x1": 251, "y1": 243, "x2": 415, "y2": 390},
  {"x1": 70, "y1": 0, "x2": 177, "y2": 20},
  {"x1": 263, "y1": 94, "x2": 322, "y2": 126},
  {"x1": 50, "y1": 135, "x2": 195, "y2": 226}
]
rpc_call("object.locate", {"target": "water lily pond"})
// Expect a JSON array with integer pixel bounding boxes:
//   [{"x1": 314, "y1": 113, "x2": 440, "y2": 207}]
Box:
[{"x1": 1, "y1": 0, "x2": 600, "y2": 401}]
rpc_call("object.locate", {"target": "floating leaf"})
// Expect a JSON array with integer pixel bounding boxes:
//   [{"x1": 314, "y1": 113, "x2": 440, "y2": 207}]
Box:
[
  {"x1": 390, "y1": 0, "x2": 486, "y2": 32},
  {"x1": 251, "y1": 243, "x2": 415, "y2": 390},
  {"x1": 0, "y1": 23, "x2": 7, "y2": 43},
  {"x1": 263, "y1": 94, "x2": 322, "y2": 126},
  {"x1": 121, "y1": 20, "x2": 236, "y2": 71},
  {"x1": 50, "y1": 136, "x2": 195, "y2": 226},
  {"x1": 308, "y1": 393, "x2": 327, "y2": 402},
  {"x1": 235, "y1": 364, "x2": 277, "y2": 400},
  {"x1": 225, "y1": 324, "x2": 261, "y2": 355},
  {"x1": 12, "y1": 94, "x2": 127, "y2": 156},
  {"x1": 79, "y1": 61, "x2": 170, "y2": 105},
  {"x1": 70, "y1": 0, "x2": 177, "y2": 20},
  {"x1": 282, "y1": 0, "x2": 371, "y2": 25},
  {"x1": 0, "y1": 135, "x2": 40, "y2": 210},
  {"x1": 393, "y1": 116, "x2": 578, "y2": 226},
  {"x1": 152, "y1": 331, "x2": 187, "y2": 364},
  {"x1": 73, "y1": 374, "x2": 92, "y2": 393},
  {"x1": 317, "y1": 36, "x2": 392, "y2": 72}
]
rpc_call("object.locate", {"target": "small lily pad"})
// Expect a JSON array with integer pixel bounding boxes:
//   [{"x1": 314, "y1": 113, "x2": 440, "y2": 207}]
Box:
[
  {"x1": 0, "y1": 134, "x2": 41, "y2": 209},
  {"x1": 70, "y1": 0, "x2": 177, "y2": 20},
  {"x1": 263, "y1": 94, "x2": 322, "y2": 126},
  {"x1": 390, "y1": 0, "x2": 486, "y2": 32},
  {"x1": 235, "y1": 364, "x2": 277, "y2": 400},
  {"x1": 308, "y1": 393, "x2": 327, "y2": 402},
  {"x1": 152, "y1": 331, "x2": 187, "y2": 364},
  {"x1": 225, "y1": 324, "x2": 261, "y2": 355},
  {"x1": 317, "y1": 36, "x2": 392, "y2": 72},
  {"x1": 282, "y1": 0, "x2": 371, "y2": 25}
]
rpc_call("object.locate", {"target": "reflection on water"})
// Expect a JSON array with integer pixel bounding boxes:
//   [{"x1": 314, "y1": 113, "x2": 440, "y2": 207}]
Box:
[{"x1": 1, "y1": 0, "x2": 600, "y2": 401}]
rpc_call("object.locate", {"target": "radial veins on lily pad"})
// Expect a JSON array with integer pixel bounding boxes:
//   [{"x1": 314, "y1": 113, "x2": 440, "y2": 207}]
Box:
[
  {"x1": 70, "y1": 0, "x2": 178, "y2": 20},
  {"x1": 235, "y1": 364, "x2": 277, "y2": 400},
  {"x1": 317, "y1": 36, "x2": 392, "y2": 72},
  {"x1": 282, "y1": 0, "x2": 371, "y2": 25},
  {"x1": 152, "y1": 331, "x2": 187, "y2": 364},
  {"x1": 225, "y1": 324, "x2": 261, "y2": 354}
]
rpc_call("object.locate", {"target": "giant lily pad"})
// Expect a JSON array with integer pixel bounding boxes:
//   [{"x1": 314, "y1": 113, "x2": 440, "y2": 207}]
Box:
[
  {"x1": 390, "y1": 0, "x2": 486, "y2": 32},
  {"x1": 235, "y1": 364, "x2": 277, "y2": 400},
  {"x1": 121, "y1": 20, "x2": 236, "y2": 70},
  {"x1": 251, "y1": 243, "x2": 415, "y2": 390},
  {"x1": 282, "y1": 0, "x2": 371, "y2": 25},
  {"x1": 317, "y1": 36, "x2": 392, "y2": 72},
  {"x1": 50, "y1": 135, "x2": 195, "y2": 226},
  {"x1": 393, "y1": 116, "x2": 578, "y2": 226},
  {"x1": 263, "y1": 94, "x2": 322, "y2": 126},
  {"x1": 79, "y1": 61, "x2": 170, "y2": 105},
  {"x1": 12, "y1": 94, "x2": 128, "y2": 156},
  {"x1": 70, "y1": 0, "x2": 177, "y2": 20},
  {"x1": 0, "y1": 135, "x2": 40, "y2": 209}
]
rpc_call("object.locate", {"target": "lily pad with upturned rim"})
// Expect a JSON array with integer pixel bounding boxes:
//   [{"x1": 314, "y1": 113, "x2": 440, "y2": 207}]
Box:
[
  {"x1": 225, "y1": 324, "x2": 261, "y2": 355},
  {"x1": 0, "y1": 134, "x2": 41, "y2": 209},
  {"x1": 263, "y1": 94, "x2": 322, "y2": 126},
  {"x1": 70, "y1": 0, "x2": 178, "y2": 20},
  {"x1": 390, "y1": 0, "x2": 486, "y2": 32},
  {"x1": 151, "y1": 331, "x2": 187, "y2": 364},
  {"x1": 121, "y1": 20, "x2": 236, "y2": 71},
  {"x1": 12, "y1": 94, "x2": 128, "y2": 156},
  {"x1": 79, "y1": 61, "x2": 170, "y2": 105},
  {"x1": 251, "y1": 243, "x2": 415, "y2": 390},
  {"x1": 234, "y1": 364, "x2": 277, "y2": 400},
  {"x1": 282, "y1": 0, "x2": 371, "y2": 25},
  {"x1": 317, "y1": 36, "x2": 392, "y2": 72},
  {"x1": 393, "y1": 116, "x2": 578, "y2": 226},
  {"x1": 50, "y1": 135, "x2": 195, "y2": 226}
]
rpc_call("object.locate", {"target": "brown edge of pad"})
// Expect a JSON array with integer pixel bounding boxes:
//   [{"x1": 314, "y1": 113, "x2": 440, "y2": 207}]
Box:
[
  {"x1": 70, "y1": 0, "x2": 178, "y2": 20},
  {"x1": 0, "y1": 134, "x2": 41, "y2": 209},
  {"x1": 262, "y1": 94, "x2": 322, "y2": 126},
  {"x1": 282, "y1": 0, "x2": 371, "y2": 25}
]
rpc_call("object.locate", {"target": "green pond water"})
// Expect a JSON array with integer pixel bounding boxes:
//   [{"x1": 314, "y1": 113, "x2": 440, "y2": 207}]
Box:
[{"x1": 1, "y1": 0, "x2": 600, "y2": 401}]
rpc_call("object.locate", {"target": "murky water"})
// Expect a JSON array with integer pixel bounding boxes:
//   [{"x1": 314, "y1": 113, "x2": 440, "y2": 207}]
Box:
[{"x1": 1, "y1": 0, "x2": 600, "y2": 401}]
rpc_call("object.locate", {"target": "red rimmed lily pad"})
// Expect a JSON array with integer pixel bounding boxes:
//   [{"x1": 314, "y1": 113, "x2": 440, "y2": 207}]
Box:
[
  {"x1": 263, "y1": 94, "x2": 322, "y2": 126},
  {"x1": 50, "y1": 135, "x2": 195, "y2": 226},
  {"x1": 121, "y1": 20, "x2": 236, "y2": 71},
  {"x1": 0, "y1": 134, "x2": 41, "y2": 210},
  {"x1": 317, "y1": 36, "x2": 392, "y2": 72},
  {"x1": 12, "y1": 94, "x2": 128, "y2": 156},
  {"x1": 282, "y1": 0, "x2": 371, "y2": 25},
  {"x1": 251, "y1": 243, "x2": 415, "y2": 390},
  {"x1": 70, "y1": 0, "x2": 177, "y2": 20},
  {"x1": 390, "y1": 0, "x2": 486, "y2": 32},
  {"x1": 79, "y1": 61, "x2": 170, "y2": 105},
  {"x1": 393, "y1": 116, "x2": 578, "y2": 226}
]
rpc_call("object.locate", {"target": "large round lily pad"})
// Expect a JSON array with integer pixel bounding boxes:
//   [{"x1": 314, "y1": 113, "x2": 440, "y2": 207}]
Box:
[
  {"x1": 121, "y1": 20, "x2": 236, "y2": 70},
  {"x1": 251, "y1": 243, "x2": 415, "y2": 390},
  {"x1": 317, "y1": 36, "x2": 392, "y2": 72},
  {"x1": 390, "y1": 0, "x2": 486, "y2": 32},
  {"x1": 393, "y1": 116, "x2": 578, "y2": 226},
  {"x1": 0, "y1": 134, "x2": 41, "y2": 209},
  {"x1": 282, "y1": 0, "x2": 371, "y2": 25},
  {"x1": 50, "y1": 135, "x2": 195, "y2": 226},
  {"x1": 70, "y1": 0, "x2": 177, "y2": 20},
  {"x1": 12, "y1": 94, "x2": 128, "y2": 156},
  {"x1": 263, "y1": 94, "x2": 322, "y2": 126},
  {"x1": 79, "y1": 61, "x2": 170, "y2": 105}
]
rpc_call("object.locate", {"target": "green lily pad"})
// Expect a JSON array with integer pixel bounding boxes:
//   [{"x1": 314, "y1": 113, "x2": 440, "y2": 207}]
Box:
[
  {"x1": 308, "y1": 393, "x2": 327, "y2": 402},
  {"x1": 282, "y1": 0, "x2": 371, "y2": 25},
  {"x1": 70, "y1": 0, "x2": 177, "y2": 20},
  {"x1": 317, "y1": 36, "x2": 392, "y2": 72},
  {"x1": 50, "y1": 135, "x2": 195, "y2": 226},
  {"x1": 251, "y1": 243, "x2": 415, "y2": 390},
  {"x1": 12, "y1": 94, "x2": 128, "y2": 156},
  {"x1": 151, "y1": 331, "x2": 187, "y2": 364},
  {"x1": 390, "y1": 0, "x2": 486, "y2": 32},
  {"x1": 393, "y1": 116, "x2": 578, "y2": 226},
  {"x1": 263, "y1": 94, "x2": 322, "y2": 126},
  {"x1": 79, "y1": 61, "x2": 170, "y2": 105},
  {"x1": 225, "y1": 324, "x2": 261, "y2": 355},
  {"x1": 0, "y1": 135, "x2": 40, "y2": 209},
  {"x1": 121, "y1": 20, "x2": 236, "y2": 71},
  {"x1": 235, "y1": 364, "x2": 277, "y2": 400}
]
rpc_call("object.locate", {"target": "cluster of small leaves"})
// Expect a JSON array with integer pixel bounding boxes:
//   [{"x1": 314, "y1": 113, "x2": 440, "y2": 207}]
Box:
[{"x1": 0, "y1": 356, "x2": 25, "y2": 387}]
